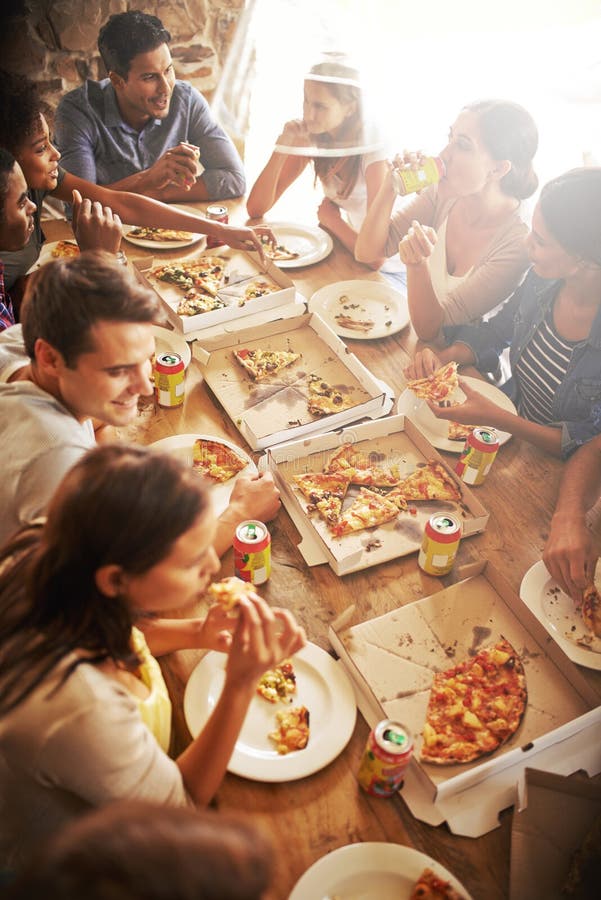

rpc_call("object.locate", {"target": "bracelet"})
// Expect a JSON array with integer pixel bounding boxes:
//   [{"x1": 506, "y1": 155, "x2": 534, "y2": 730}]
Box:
[{"x1": 115, "y1": 250, "x2": 128, "y2": 266}]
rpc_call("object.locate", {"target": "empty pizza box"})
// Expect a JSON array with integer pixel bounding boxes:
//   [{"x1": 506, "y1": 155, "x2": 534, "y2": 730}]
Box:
[
  {"x1": 134, "y1": 249, "x2": 296, "y2": 334},
  {"x1": 193, "y1": 312, "x2": 393, "y2": 450},
  {"x1": 266, "y1": 414, "x2": 488, "y2": 575},
  {"x1": 328, "y1": 559, "x2": 601, "y2": 837}
]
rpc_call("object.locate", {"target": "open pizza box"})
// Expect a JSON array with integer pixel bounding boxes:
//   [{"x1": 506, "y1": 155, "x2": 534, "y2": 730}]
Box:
[
  {"x1": 328, "y1": 559, "x2": 601, "y2": 837},
  {"x1": 133, "y1": 248, "x2": 296, "y2": 334},
  {"x1": 193, "y1": 312, "x2": 393, "y2": 451},
  {"x1": 264, "y1": 414, "x2": 488, "y2": 575},
  {"x1": 509, "y1": 768, "x2": 601, "y2": 899}
]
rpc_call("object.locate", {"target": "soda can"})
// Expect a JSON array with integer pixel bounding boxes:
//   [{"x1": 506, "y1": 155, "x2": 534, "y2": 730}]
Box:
[
  {"x1": 455, "y1": 427, "x2": 499, "y2": 486},
  {"x1": 357, "y1": 719, "x2": 414, "y2": 797},
  {"x1": 154, "y1": 352, "x2": 185, "y2": 408},
  {"x1": 418, "y1": 513, "x2": 462, "y2": 577},
  {"x1": 233, "y1": 520, "x2": 271, "y2": 585},
  {"x1": 205, "y1": 204, "x2": 228, "y2": 249},
  {"x1": 392, "y1": 156, "x2": 445, "y2": 196}
]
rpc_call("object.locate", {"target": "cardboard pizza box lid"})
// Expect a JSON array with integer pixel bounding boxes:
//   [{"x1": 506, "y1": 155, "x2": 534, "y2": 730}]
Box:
[
  {"x1": 133, "y1": 250, "x2": 296, "y2": 334},
  {"x1": 193, "y1": 312, "x2": 392, "y2": 450}
]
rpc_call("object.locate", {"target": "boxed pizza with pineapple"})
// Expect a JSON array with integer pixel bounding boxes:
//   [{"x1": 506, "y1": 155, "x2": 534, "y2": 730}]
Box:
[
  {"x1": 193, "y1": 312, "x2": 393, "y2": 450},
  {"x1": 328, "y1": 560, "x2": 601, "y2": 837},
  {"x1": 265, "y1": 414, "x2": 488, "y2": 575},
  {"x1": 133, "y1": 248, "x2": 296, "y2": 334}
]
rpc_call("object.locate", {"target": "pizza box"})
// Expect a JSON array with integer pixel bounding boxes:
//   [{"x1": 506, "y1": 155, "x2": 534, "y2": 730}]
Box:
[
  {"x1": 328, "y1": 559, "x2": 601, "y2": 837},
  {"x1": 265, "y1": 414, "x2": 488, "y2": 575},
  {"x1": 510, "y1": 768, "x2": 601, "y2": 899},
  {"x1": 133, "y1": 249, "x2": 296, "y2": 334},
  {"x1": 193, "y1": 312, "x2": 393, "y2": 451}
]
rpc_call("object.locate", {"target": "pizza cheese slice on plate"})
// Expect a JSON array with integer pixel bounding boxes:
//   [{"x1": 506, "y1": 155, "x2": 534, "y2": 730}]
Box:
[
  {"x1": 386, "y1": 460, "x2": 461, "y2": 504},
  {"x1": 151, "y1": 256, "x2": 226, "y2": 295},
  {"x1": 406, "y1": 361, "x2": 459, "y2": 404},
  {"x1": 293, "y1": 472, "x2": 353, "y2": 525},
  {"x1": 323, "y1": 442, "x2": 400, "y2": 487},
  {"x1": 192, "y1": 438, "x2": 248, "y2": 483},
  {"x1": 233, "y1": 347, "x2": 301, "y2": 381},
  {"x1": 129, "y1": 226, "x2": 195, "y2": 242},
  {"x1": 582, "y1": 584, "x2": 601, "y2": 637},
  {"x1": 260, "y1": 234, "x2": 300, "y2": 261},
  {"x1": 420, "y1": 637, "x2": 527, "y2": 765},
  {"x1": 331, "y1": 487, "x2": 401, "y2": 537},
  {"x1": 256, "y1": 660, "x2": 297, "y2": 703},
  {"x1": 268, "y1": 706, "x2": 310, "y2": 755},
  {"x1": 410, "y1": 868, "x2": 466, "y2": 900}
]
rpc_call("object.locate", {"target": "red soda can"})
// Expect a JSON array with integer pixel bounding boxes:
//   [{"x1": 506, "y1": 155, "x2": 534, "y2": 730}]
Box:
[
  {"x1": 205, "y1": 204, "x2": 228, "y2": 249},
  {"x1": 455, "y1": 427, "x2": 499, "y2": 485},
  {"x1": 357, "y1": 719, "x2": 414, "y2": 797},
  {"x1": 233, "y1": 520, "x2": 271, "y2": 585},
  {"x1": 154, "y1": 352, "x2": 185, "y2": 408}
]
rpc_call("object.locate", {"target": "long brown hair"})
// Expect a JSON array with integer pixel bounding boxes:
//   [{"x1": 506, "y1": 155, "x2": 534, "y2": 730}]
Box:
[
  {"x1": 309, "y1": 61, "x2": 363, "y2": 200},
  {"x1": 0, "y1": 445, "x2": 211, "y2": 717}
]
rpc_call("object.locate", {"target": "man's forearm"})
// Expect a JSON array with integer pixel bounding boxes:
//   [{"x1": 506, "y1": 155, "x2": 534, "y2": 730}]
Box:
[{"x1": 553, "y1": 438, "x2": 601, "y2": 518}]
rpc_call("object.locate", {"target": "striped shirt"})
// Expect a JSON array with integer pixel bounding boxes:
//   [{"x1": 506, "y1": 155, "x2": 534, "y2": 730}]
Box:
[{"x1": 515, "y1": 307, "x2": 576, "y2": 424}]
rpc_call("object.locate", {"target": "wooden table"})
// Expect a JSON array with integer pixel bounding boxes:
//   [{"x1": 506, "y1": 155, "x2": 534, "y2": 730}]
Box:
[{"x1": 42, "y1": 201, "x2": 601, "y2": 900}]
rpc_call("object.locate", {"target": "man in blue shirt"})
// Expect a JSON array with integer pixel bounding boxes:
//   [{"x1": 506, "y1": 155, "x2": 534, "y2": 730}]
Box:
[{"x1": 54, "y1": 10, "x2": 245, "y2": 203}]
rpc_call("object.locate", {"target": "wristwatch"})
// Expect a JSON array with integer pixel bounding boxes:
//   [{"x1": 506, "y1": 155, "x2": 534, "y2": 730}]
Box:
[{"x1": 115, "y1": 250, "x2": 128, "y2": 266}]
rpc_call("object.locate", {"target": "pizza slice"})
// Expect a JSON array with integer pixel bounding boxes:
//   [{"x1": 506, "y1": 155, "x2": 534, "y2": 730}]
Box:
[
  {"x1": 260, "y1": 235, "x2": 300, "y2": 261},
  {"x1": 406, "y1": 361, "x2": 459, "y2": 404},
  {"x1": 447, "y1": 422, "x2": 473, "y2": 442},
  {"x1": 176, "y1": 289, "x2": 225, "y2": 316},
  {"x1": 192, "y1": 438, "x2": 248, "y2": 483},
  {"x1": 257, "y1": 660, "x2": 297, "y2": 704},
  {"x1": 410, "y1": 868, "x2": 466, "y2": 900},
  {"x1": 268, "y1": 705, "x2": 310, "y2": 754},
  {"x1": 241, "y1": 278, "x2": 281, "y2": 302},
  {"x1": 331, "y1": 487, "x2": 400, "y2": 537},
  {"x1": 306, "y1": 375, "x2": 357, "y2": 417},
  {"x1": 293, "y1": 471, "x2": 352, "y2": 525},
  {"x1": 334, "y1": 314, "x2": 376, "y2": 333},
  {"x1": 582, "y1": 584, "x2": 601, "y2": 637},
  {"x1": 51, "y1": 240, "x2": 80, "y2": 258},
  {"x1": 207, "y1": 576, "x2": 253, "y2": 612},
  {"x1": 323, "y1": 443, "x2": 401, "y2": 487},
  {"x1": 233, "y1": 347, "x2": 301, "y2": 381},
  {"x1": 129, "y1": 226, "x2": 194, "y2": 241},
  {"x1": 386, "y1": 461, "x2": 461, "y2": 504},
  {"x1": 420, "y1": 637, "x2": 527, "y2": 765},
  {"x1": 150, "y1": 257, "x2": 226, "y2": 296}
]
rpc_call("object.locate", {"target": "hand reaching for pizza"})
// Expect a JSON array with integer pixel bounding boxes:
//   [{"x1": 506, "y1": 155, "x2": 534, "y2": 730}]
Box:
[
  {"x1": 404, "y1": 348, "x2": 443, "y2": 381},
  {"x1": 217, "y1": 223, "x2": 277, "y2": 264},
  {"x1": 229, "y1": 472, "x2": 281, "y2": 523},
  {"x1": 224, "y1": 595, "x2": 306, "y2": 689},
  {"x1": 426, "y1": 378, "x2": 503, "y2": 425},
  {"x1": 543, "y1": 514, "x2": 597, "y2": 605},
  {"x1": 398, "y1": 220, "x2": 438, "y2": 267},
  {"x1": 143, "y1": 142, "x2": 202, "y2": 191},
  {"x1": 72, "y1": 190, "x2": 123, "y2": 254}
]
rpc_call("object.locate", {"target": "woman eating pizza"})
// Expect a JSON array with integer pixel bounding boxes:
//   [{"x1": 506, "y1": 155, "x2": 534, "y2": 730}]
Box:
[
  {"x1": 0, "y1": 444, "x2": 305, "y2": 864},
  {"x1": 404, "y1": 167, "x2": 601, "y2": 460},
  {"x1": 0, "y1": 69, "x2": 274, "y2": 290},
  {"x1": 246, "y1": 56, "x2": 390, "y2": 267},
  {"x1": 355, "y1": 99, "x2": 539, "y2": 340}
]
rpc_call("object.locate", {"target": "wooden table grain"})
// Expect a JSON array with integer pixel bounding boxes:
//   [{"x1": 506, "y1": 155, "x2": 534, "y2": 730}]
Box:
[{"x1": 41, "y1": 202, "x2": 601, "y2": 900}]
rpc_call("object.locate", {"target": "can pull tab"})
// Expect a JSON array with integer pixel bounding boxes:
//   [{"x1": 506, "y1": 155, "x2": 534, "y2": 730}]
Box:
[
  {"x1": 383, "y1": 728, "x2": 407, "y2": 747},
  {"x1": 247, "y1": 524, "x2": 258, "y2": 541}
]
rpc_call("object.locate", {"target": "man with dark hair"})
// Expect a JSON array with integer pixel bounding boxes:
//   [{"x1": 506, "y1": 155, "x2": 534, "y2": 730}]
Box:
[
  {"x1": 54, "y1": 10, "x2": 246, "y2": 202},
  {"x1": 0, "y1": 149, "x2": 36, "y2": 329}
]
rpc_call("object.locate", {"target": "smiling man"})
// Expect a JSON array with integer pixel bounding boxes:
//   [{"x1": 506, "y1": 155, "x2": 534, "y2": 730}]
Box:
[
  {"x1": 54, "y1": 10, "x2": 245, "y2": 202},
  {"x1": 0, "y1": 150, "x2": 37, "y2": 329}
]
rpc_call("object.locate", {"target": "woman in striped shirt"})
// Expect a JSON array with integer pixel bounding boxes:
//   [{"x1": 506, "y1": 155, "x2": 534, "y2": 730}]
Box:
[{"x1": 404, "y1": 168, "x2": 601, "y2": 459}]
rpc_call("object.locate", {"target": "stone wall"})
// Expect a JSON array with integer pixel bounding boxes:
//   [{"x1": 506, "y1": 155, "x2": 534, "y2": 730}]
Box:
[{"x1": 0, "y1": 0, "x2": 245, "y2": 116}]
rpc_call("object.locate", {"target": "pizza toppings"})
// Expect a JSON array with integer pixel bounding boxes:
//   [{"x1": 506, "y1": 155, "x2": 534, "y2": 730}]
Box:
[
  {"x1": 151, "y1": 256, "x2": 226, "y2": 296},
  {"x1": 331, "y1": 487, "x2": 400, "y2": 537},
  {"x1": 582, "y1": 584, "x2": 601, "y2": 637},
  {"x1": 260, "y1": 235, "x2": 300, "y2": 261},
  {"x1": 256, "y1": 660, "x2": 297, "y2": 703},
  {"x1": 420, "y1": 638, "x2": 527, "y2": 765},
  {"x1": 410, "y1": 868, "x2": 466, "y2": 900},
  {"x1": 177, "y1": 290, "x2": 225, "y2": 316},
  {"x1": 192, "y1": 439, "x2": 247, "y2": 483},
  {"x1": 268, "y1": 705, "x2": 310, "y2": 755},
  {"x1": 293, "y1": 472, "x2": 353, "y2": 525},
  {"x1": 241, "y1": 278, "x2": 280, "y2": 302},
  {"x1": 51, "y1": 240, "x2": 80, "y2": 259},
  {"x1": 386, "y1": 461, "x2": 461, "y2": 504},
  {"x1": 233, "y1": 348, "x2": 301, "y2": 381},
  {"x1": 129, "y1": 226, "x2": 195, "y2": 242},
  {"x1": 407, "y1": 361, "x2": 459, "y2": 405},
  {"x1": 307, "y1": 374, "x2": 356, "y2": 417},
  {"x1": 324, "y1": 443, "x2": 401, "y2": 487},
  {"x1": 207, "y1": 576, "x2": 253, "y2": 612}
]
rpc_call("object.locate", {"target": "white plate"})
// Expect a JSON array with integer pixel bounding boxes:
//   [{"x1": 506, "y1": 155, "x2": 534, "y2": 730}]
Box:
[
  {"x1": 26, "y1": 240, "x2": 80, "y2": 273},
  {"x1": 520, "y1": 560, "x2": 601, "y2": 670},
  {"x1": 263, "y1": 221, "x2": 333, "y2": 267},
  {"x1": 309, "y1": 280, "x2": 409, "y2": 340},
  {"x1": 184, "y1": 641, "x2": 356, "y2": 781},
  {"x1": 122, "y1": 224, "x2": 205, "y2": 250},
  {"x1": 148, "y1": 433, "x2": 256, "y2": 517},
  {"x1": 396, "y1": 375, "x2": 515, "y2": 453},
  {"x1": 289, "y1": 842, "x2": 473, "y2": 900},
  {"x1": 151, "y1": 325, "x2": 191, "y2": 370}
]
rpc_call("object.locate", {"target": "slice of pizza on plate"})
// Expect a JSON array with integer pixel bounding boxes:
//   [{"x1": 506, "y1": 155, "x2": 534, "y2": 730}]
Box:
[
  {"x1": 129, "y1": 226, "x2": 194, "y2": 242},
  {"x1": 256, "y1": 660, "x2": 297, "y2": 703},
  {"x1": 293, "y1": 471, "x2": 352, "y2": 525},
  {"x1": 192, "y1": 438, "x2": 248, "y2": 483},
  {"x1": 420, "y1": 637, "x2": 527, "y2": 765},
  {"x1": 406, "y1": 361, "x2": 459, "y2": 405},
  {"x1": 386, "y1": 460, "x2": 461, "y2": 504},
  {"x1": 233, "y1": 347, "x2": 301, "y2": 381},
  {"x1": 260, "y1": 236, "x2": 300, "y2": 261},
  {"x1": 51, "y1": 240, "x2": 80, "y2": 258},
  {"x1": 330, "y1": 487, "x2": 400, "y2": 537},
  {"x1": 582, "y1": 584, "x2": 601, "y2": 637},
  {"x1": 323, "y1": 442, "x2": 401, "y2": 487},
  {"x1": 268, "y1": 705, "x2": 310, "y2": 754},
  {"x1": 410, "y1": 867, "x2": 466, "y2": 900}
]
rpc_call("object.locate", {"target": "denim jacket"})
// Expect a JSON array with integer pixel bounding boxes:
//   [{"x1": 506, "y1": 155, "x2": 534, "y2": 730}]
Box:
[{"x1": 445, "y1": 268, "x2": 601, "y2": 458}]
